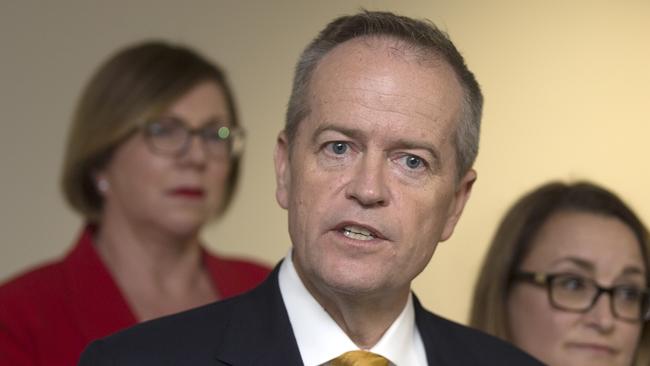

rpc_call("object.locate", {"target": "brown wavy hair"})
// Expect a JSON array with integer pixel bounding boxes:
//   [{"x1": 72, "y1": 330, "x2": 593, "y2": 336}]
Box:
[{"x1": 61, "y1": 41, "x2": 241, "y2": 222}]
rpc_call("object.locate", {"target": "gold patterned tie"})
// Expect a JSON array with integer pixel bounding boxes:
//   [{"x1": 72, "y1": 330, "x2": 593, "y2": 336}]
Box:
[{"x1": 329, "y1": 350, "x2": 390, "y2": 366}]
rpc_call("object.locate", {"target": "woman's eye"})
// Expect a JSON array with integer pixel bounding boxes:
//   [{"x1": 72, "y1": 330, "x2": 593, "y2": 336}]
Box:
[
  {"x1": 204, "y1": 128, "x2": 224, "y2": 142},
  {"x1": 148, "y1": 123, "x2": 169, "y2": 135},
  {"x1": 615, "y1": 286, "x2": 642, "y2": 302},
  {"x1": 202, "y1": 125, "x2": 231, "y2": 142},
  {"x1": 147, "y1": 120, "x2": 181, "y2": 136},
  {"x1": 328, "y1": 141, "x2": 348, "y2": 155},
  {"x1": 557, "y1": 276, "x2": 587, "y2": 291}
]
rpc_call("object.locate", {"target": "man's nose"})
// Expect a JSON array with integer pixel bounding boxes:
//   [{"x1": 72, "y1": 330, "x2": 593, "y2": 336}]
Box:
[{"x1": 345, "y1": 153, "x2": 390, "y2": 207}]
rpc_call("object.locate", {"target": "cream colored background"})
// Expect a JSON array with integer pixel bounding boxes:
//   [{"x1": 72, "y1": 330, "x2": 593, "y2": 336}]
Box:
[{"x1": 1, "y1": 0, "x2": 649, "y2": 324}]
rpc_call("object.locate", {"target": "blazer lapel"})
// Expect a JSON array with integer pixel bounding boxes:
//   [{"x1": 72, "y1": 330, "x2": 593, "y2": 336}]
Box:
[
  {"x1": 63, "y1": 226, "x2": 138, "y2": 341},
  {"x1": 212, "y1": 263, "x2": 304, "y2": 365}
]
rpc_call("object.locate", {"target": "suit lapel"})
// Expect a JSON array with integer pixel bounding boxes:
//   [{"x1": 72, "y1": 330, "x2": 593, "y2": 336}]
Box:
[
  {"x1": 413, "y1": 294, "x2": 443, "y2": 365},
  {"x1": 212, "y1": 262, "x2": 304, "y2": 365}
]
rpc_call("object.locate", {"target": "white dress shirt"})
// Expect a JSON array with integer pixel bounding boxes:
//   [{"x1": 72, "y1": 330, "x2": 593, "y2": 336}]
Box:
[{"x1": 278, "y1": 252, "x2": 428, "y2": 366}]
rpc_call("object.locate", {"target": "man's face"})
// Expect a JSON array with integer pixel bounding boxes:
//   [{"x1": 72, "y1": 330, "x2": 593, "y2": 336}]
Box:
[{"x1": 275, "y1": 37, "x2": 475, "y2": 298}]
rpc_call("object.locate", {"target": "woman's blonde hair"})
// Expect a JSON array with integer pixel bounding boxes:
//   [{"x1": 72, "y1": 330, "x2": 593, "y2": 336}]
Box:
[
  {"x1": 61, "y1": 41, "x2": 241, "y2": 222},
  {"x1": 469, "y1": 181, "x2": 650, "y2": 365}
]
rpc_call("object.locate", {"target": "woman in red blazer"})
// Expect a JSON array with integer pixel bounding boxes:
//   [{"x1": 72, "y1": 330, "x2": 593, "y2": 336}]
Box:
[{"x1": 0, "y1": 41, "x2": 270, "y2": 366}]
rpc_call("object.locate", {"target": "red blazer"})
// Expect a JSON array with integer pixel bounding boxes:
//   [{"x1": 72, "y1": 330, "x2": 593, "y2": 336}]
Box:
[{"x1": 0, "y1": 226, "x2": 271, "y2": 366}]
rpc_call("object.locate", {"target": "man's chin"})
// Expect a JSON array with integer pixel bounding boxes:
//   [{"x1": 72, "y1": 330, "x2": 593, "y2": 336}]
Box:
[{"x1": 318, "y1": 270, "x2": 393, "y2": 297}]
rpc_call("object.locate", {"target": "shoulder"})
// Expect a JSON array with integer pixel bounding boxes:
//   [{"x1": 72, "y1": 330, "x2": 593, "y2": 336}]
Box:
[
  {"x1": 80, "y1": 274, "x2": 280, "y2": 364},
  {"x1": 208, "y1": 253, "x2": 271, "y2": 276},
  {"x1": 0, "y1": 259, "x2": 70, "y2": 363},
  {"x1": 0, "y1": 258, "x2": 66, "y2": 303},
  {"x1": 82, "y1": 297, "x2": 236, "y2": 364},
  {"x1": 79, "y1": 301, "x2": 228, "y2": 365},
  {"x1": 204, "y1": 250, "x2": 272, "y2": 297},
  {"x1": 96, "y1": 272, "x2": 275, "y2": 342},
  {"x1": 0, "y1": 225, "x2": 96, "y2": 302},
  {"x1": 416, "y1": 305, "x2": 544, "y2": 365}
]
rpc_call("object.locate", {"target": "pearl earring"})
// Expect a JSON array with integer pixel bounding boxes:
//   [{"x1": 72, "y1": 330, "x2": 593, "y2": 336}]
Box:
[{"x1": 97, "y1": 178, "x2": 109, "y2": 193}]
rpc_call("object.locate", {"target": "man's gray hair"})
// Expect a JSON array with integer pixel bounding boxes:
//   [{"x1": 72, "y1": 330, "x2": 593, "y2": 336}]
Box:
[{"x1": 285, "y1": 10, "x2": 483, "y2": 180}]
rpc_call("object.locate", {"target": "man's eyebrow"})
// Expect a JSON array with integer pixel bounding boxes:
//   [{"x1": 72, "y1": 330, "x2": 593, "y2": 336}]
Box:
[
  {"x1": 388, "y1": 138, "x2": 441, "y2": 165},
  {"x1": 310, "y1": 123, "x2": 366, "y2": 145}
]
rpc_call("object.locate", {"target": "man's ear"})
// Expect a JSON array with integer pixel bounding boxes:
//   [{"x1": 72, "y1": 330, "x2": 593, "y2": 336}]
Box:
[
  {"x1": 440, "y1": 169, "x2": 477, "y2": 242},
  {"x1": 274, "y1": 131, "x2": 291, "y2": 209}
]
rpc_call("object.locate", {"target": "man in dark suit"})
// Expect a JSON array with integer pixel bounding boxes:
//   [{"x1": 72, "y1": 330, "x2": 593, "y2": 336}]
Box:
[{"x1": 80, "y1": 11, "x2": 543, "y2": 365}]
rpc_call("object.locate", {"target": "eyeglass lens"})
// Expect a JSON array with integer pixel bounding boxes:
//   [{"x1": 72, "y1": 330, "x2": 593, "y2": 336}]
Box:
[
  {"x1": 143, "y1": 117, "x2": 237, "y2": 159},
  {"x1": 549, "y1": 274, "x2": 648, "y2": 321}
]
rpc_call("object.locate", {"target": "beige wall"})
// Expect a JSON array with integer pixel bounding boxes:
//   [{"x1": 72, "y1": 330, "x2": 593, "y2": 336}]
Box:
[{"x1": 1, "y1": 0, "x2": 649, "y2": 324}]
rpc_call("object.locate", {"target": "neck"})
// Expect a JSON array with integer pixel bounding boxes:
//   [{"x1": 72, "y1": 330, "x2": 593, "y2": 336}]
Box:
[
  {"x1": 94, "y1": 212, "x2": 218, "y2": 321},
  {"x1": 94, "y1": 210, "x2": 211, "y2": 298},
  {"x1": 295, "y1": 262, "x2": 410, "y2": 349},
  {"x1": 97, "y1": 213, "x2": 202, "y2": 273}
]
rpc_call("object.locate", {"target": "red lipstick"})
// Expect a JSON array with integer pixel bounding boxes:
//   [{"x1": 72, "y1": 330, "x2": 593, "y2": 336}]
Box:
[{"x1": 170, "y1": 188, "x2": 205, "y2": 198}]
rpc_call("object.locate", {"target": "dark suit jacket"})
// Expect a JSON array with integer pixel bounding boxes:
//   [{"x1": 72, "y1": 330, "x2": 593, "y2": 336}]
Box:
[{"x1": 79, "y1": 264, "x2": 544, "y2": 365}]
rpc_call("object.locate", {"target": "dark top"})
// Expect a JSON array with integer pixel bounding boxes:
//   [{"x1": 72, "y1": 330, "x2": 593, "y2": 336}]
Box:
[{"x1": 78, "y1": 262, "x2": 544, "y2": 365}]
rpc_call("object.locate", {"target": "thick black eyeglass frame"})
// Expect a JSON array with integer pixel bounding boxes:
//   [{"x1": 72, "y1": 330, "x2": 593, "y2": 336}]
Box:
[
  {"x1": 140, "y1": 117, "x2": 245, "y2": 159},
  {"x1": 512, "y1": 271, "x2": 650, "y2": 323}
]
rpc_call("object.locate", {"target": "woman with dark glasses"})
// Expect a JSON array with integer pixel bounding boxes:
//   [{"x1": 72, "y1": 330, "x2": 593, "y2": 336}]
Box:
[{"x1": 470, "y1": 181, "x2": 649, "y2": 366}]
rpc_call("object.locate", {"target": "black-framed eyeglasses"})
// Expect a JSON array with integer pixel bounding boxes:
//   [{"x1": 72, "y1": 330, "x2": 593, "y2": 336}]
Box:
[
  {"x1": 140, "y1": 117, "x2": 244, "y2": 160},
  {"x1": 512, "y1": 271, "x2": 650, "y2": 323}
]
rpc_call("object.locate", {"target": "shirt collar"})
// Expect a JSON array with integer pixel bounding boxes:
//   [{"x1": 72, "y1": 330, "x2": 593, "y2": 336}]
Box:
[{"x1": 278, "y1": 252, "x2": 426, "y2": 366}]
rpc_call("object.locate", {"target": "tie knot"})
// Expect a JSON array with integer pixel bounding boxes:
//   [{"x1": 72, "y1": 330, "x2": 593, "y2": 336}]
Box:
[{"x1": 330, "y1": 350, "x2": 389, "y2": 366}]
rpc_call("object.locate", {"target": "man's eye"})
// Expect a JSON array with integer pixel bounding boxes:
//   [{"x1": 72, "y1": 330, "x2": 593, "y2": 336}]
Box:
[
  {"x1": 404, "y1": 155, "x2": 423, "y2": 169},
  {"x1": 328, "y1": 142, "x2": 348, "y2": 155}
]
